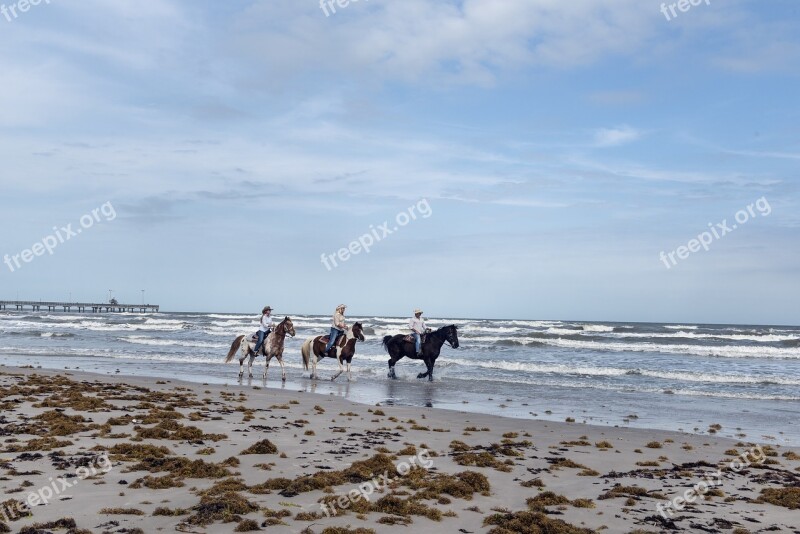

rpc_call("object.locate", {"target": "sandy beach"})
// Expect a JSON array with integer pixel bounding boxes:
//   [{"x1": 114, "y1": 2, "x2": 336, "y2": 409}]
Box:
[{"x1": 0, "y1": 367, "x2": 798, "y2": 533}]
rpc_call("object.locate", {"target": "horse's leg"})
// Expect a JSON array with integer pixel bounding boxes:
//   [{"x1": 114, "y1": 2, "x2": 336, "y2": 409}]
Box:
[
  {"x1": 263, "y1": 354, "x2": 270, "y2": 380},
  {"x1": 417, "y1": 357, "x2": 430, "y2": 380},
  {"x1": 311, "y1": 351, "x2": 318, "y2": 380},
  {"x1": 331, "y1": 358, "x2": 343, "y2": 381},
  {"x1": 278, "y1": 356, "x2": 286, "y2": 382},
  {"x1": 388, "y1": 349, "x2": 400, "y2": 379},
  {"x1": 420, "y1": 358, "x2": 434, "y2": 382},
  {"x1": 346, "y1": 361, "x2": 352, "y2": 382},
  {"x1": 238, "y1": 357, "x2": 244, "y2": 379}
]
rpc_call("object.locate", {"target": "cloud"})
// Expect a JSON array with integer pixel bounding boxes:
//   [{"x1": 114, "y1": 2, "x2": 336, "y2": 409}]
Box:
[
  {"x1": 224, "y1": 0, "x2": 660, "y2": 87},
  {"x1": 593, "y1": 126, "x2": 643, "y2": 147}
]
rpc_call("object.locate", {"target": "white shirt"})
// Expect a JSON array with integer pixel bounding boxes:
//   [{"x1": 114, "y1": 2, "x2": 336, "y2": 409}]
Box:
[
  {"x1": 260, "y1": 314, "x2": 274, "y2": 332},
  {"x1": 332, "y1": 311, "x2": 346, "y2": 330},
  {"x1": 409, "y1": 316, "x2": 426, "y2": 334}
]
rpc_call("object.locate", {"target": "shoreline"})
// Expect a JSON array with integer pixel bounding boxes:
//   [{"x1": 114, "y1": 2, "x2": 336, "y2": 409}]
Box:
[
  {"x1": 2, "y1": 355, "x2": 799, "y2": 448},
  {"x1": 0, "y1": 365, "x2": 798, "y2": 533}
]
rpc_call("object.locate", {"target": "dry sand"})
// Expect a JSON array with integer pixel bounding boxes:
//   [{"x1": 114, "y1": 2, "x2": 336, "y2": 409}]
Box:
[{"x1": 0, "y1": 366, "x2": 798, "y2": 534}]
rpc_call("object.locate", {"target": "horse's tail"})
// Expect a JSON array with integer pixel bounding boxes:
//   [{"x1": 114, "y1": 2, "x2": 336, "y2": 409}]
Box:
[
  {"x1": 382, "y1": 335, "x2": 393, "y2": 353},
  {"x1": 225, "y1": 335, "x2": 244, "y2": 363},
  {"x1": 301, "y1": 338, "x2": 314, "y2": 370}
]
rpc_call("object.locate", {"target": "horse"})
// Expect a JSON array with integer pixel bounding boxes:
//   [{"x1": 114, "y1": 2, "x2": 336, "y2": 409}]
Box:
[
  {"x1": 300, "y1": 322, "x2": 365, "y2": 381},
  {"x1": 382, "y1": 324, "x2": 459, "y2": 381},
  {"x1": 225, "y1": 317, "x2": 296, "y2": 380}
]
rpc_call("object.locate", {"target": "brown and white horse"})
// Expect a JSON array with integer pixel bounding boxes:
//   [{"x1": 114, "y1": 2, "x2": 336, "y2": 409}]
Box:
[
  {"x1": 301, "y1": 322, "x2": 365, "y2": 381},
  {"x1": 225, "y1": 317, "x2": 296, "y2": 381}
]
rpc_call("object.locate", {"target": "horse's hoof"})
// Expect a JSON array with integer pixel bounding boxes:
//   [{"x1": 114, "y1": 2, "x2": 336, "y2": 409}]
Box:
[
  {"x1": 428, "y1": 377, "x2": 434, "y2": 382},
  {"x1": 417, "y1": 373, "x2": 425, "y2": 379}
]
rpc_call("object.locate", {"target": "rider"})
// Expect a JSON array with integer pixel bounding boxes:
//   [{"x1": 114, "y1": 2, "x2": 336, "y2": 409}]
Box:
[
  {"x1": 253, "y1": 306, "x2": 274, "y2": 355},
  {"x1": 409, "y1": 308, "x2": 426, "y2": 356},
  {"x1": 324, "y1": 304, "x2": 348, "y2": 356}
]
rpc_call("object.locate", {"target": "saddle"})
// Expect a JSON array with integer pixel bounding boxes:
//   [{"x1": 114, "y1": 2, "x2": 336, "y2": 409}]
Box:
[
  {"x1": 319, "y1": 334, "x2": 345, "y2": 346},
  {"x1": 248, "y1": 332, "x2": 259, "y2": 343},
  {"x1": 404, "y1": 333, "x2": 427, "y2": 343}
]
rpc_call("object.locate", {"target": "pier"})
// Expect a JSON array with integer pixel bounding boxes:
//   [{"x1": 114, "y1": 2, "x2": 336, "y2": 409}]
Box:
[{"x1": 0, "y1": 300, "x2": 159, "y2": 313}]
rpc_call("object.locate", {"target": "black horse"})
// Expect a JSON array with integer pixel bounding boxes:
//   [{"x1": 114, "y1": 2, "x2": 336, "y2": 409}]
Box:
[{"x1": 383, "y1": 325, "x2": 459, "y2": 381}]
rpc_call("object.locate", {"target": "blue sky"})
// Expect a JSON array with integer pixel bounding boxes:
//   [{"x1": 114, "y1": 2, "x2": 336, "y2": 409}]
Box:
[{"x1": 1, "y1": 0, "x2": 798, "y2": 324}]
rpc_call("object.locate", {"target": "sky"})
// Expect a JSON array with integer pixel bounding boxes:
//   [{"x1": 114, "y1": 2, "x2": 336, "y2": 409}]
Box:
[{"x1": 0, "y1": 0, "x2": 798, "y2": 324}]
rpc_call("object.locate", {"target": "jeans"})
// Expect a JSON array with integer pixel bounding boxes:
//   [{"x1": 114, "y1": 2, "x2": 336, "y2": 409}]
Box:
[
  {"x1": 413, "y1": 333, "x2": 422, "y2": 354},
  {"x1": 254, "y1": 329, "x2": 271, "y2": 354},
  {"x1": 325, "y1": 327, "x2": 343, "y2": 353}
]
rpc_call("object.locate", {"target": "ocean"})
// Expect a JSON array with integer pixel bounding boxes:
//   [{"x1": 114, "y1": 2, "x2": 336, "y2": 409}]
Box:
[{"x1": 2, "y1": 311, "x2": 799, "y2": 445}]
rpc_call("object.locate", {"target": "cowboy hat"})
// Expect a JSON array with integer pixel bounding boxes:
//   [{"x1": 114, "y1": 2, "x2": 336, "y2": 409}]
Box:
[
  {"x1": 262, "y1": 306, "x2": 272, "y2": 313},
  {"x1": 337, "y1": 304, "x2": 347, "y2": 310},
  {"x1": 414, "y1": 308, "x2": 423, "y2": 315}
]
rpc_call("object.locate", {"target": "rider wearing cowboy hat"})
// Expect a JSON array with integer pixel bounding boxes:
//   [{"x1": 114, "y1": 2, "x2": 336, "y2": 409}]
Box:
[
  {"x1": 324, "y1": 304, "x2": 348, "y2": 355},
  {"x1": 409, "y1": 308, "x2": 426, "y2": 356},
  {"x1": 253, "y1": 306, "x2": 274, "y2": 355}
]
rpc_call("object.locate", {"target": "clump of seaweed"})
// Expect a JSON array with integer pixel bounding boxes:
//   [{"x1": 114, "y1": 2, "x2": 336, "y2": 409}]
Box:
[
  {"x1": 17, "y1": 518, "x2": 91, "y2": 534},
  {"x1": 527, "y1": 492, "x2": 595, "y2": 510},
  {"x1": 129, "y1": 474, "x2": 185, "y2": 489},
  {"x1": 5, "y1": 437, "x2": 73, "y2": 453},
  {"x1": 234, "y1": 518, "x2": 261, "y2": 531},
  {"x1": 752, "y1": 487, "x2": 800, "y2": 509},
  {"x1": 34, "y1": 411, "x2": 97, "y2": 436},
  {"x1": 483, "y1": 510, "x2": 595, "y2": 533},
  {"x1": 153, "y1": 507, "x2": 189, "y2": 516},
  {"x1": 105, "y1": 442, "x2": 173, "y2": 461},
  {"x1": 453, "y1": 451, "x2": 513, "y2": 472},
  {"x1": 135, "y1": 419, "x2": 227, "y2": 441},
  {"x1": 99, "y1": 508, "x2": 145, "y2": 515},
  {"x1": 241, "y1": 440, "x2": 278, "y2": 455},
  {"x1": 262, "y1": 453, "x2": 397, "y2": 496},
  {"x1": 598, "y1": 484, "x2": 666, "y2": 501},
  {"x1": 183, "y1": 491, "x2": 260, "y2": 526},
  {"x1": 125, "y1": 456, "x2": 232, "y2": 479}
]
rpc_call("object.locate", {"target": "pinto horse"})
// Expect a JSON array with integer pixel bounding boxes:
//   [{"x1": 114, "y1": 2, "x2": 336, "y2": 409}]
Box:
[
  {"x1": 225, "y1": 317, "x2": 296, "y2": 381},
  {"x1": 301, "y1": 322, "x2": 365, "y2": 381},
  {"x1": 383, "y1": 324, "x2": 459, "y2": 381}
]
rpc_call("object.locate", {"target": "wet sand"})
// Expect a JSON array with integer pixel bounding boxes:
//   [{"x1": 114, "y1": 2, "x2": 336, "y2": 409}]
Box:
[{"x1": 1, "y1": 366, "x2": 798, "y2": 533}]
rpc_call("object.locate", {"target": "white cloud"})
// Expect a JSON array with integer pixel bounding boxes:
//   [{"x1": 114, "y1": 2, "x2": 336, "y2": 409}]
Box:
[{"x1": 593, "y1": 126, "x2": 643, "y2": 147}]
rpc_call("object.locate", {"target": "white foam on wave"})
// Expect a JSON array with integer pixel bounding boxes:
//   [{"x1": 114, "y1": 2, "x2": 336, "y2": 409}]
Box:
[
  {"x1": 444, "y1": 358, "x2": 800, "y2": 385},
  {"x1": 535, "y1": 338, "x2": 800, "y2": 359},
  {"x1": 579, "y1": 324, "x2": 615, "y2": 332},
  {"x1": 39, "y1": 315, "x2": 94, "y2": 321},
  {"x1": 463, "y1": 326, "x2": 524, "y2": 334},
  {"x1": 545, "y1": 327, "x2": 583, "y2": 336},
  {"x1": 509, "y1": 320, "x2": 564, "y2": 328},
  {"x1": 119, "y1": 336, "x2": 228, "y2": 349},
  {"x1": 665, "y1": 325, "x2": 699, "y2": 330},
  {"x1": 607, "y1": 331, "x2": 799, "y2": 343},
  {"x1": 449, "y1": 374, "x2": 800, "y2": 401}
]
